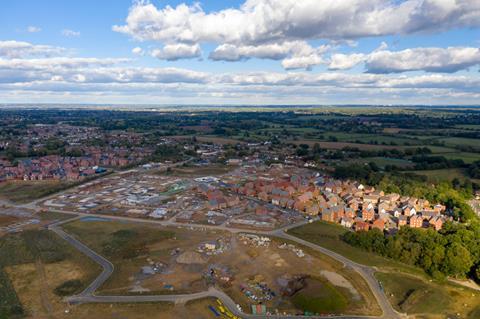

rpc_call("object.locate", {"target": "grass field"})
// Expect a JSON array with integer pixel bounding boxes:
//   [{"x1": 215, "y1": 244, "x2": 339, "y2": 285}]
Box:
[
  {"x1": 292, "y1": 277, "x2": 347, "y2": 314},
  {"x1": 406, "y1": 168, "x2": 470, "y2": 183},
  {"x1": 437, "y1": 152, "x2": 480, "y2": 164},
  {"x1": 376, "y1": 272, "x2": 480, "y2": 318},
  {"x1": 38, "y1": 211, "x2": 76, "y2": 222},
  {"x1": 0, "y1": 229, "x2": 100, "y2": 318},
  {"x1": 288, "y1": 221, "x2": 424, "y2": 275},
  {"x1": 0, "y1": 181, "x2": 71, "y2": 203},
  {"x1": 349, "y1": 157, "x2": 413, "y2": 169},
  {"x1": 439, "y1": 137, "x2": 480, "y2": 149},
  {"x1": 0, "y1": 267, "x2": 23, "y2": 319},
  {"x1": 293, "y1": 140, "x2": 401, "y2": 151}
]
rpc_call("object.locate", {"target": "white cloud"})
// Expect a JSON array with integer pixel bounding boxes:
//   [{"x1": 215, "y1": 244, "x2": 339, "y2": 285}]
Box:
[
  {"x1": 209, "y1": 41, "x2": 330, "y2": 70},
  {"x1": 132, "y1": 47, "x2": 144, "y2": 55},
  {"x1": 0, "y1": 40, "x2": 66, "y2": 59},
  {"x1": 27, "y1": 26, "x2": 41, "y2": 33},
  {"x1": 113, "y1": 0, "x2": 480, "y2": 45},
  {"x1": 0, "y1": 57, "x2": 129, "y2": 70},
  {"x1": 1, "y1": 38, "x2": 479, "y2": 105},
  {"x1": 210, "y1": 41, "x2": 302, "y2": 61},
  {"x1": 151, "y1": 43, "x2": 201, "y2": 61},
  {"x1": 366, "y1": 47, "x2": 480, "y2": 73},
  {"x1": 328, "y1": 53, "x2": 366, "y2": 70},
  {"x1": 327, "y1": 47, "x2": 480, "y2": 73},
  {"x1": 62, "y1": 29, "x2": 80, "y2": 37}
]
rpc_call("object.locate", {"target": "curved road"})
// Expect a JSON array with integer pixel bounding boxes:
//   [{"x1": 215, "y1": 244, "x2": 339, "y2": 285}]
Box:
[{"x1": 47, "y1": 212, "x2": 401, "y2": 319}]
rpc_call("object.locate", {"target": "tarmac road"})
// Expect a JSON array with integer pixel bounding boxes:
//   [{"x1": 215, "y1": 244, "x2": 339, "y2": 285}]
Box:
[{"x1": 47, "y1": 212, "x2": 401, "y2": 319}]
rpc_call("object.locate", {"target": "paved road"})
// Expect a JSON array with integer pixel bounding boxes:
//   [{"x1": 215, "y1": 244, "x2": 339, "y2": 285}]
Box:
[{"x1": 46, "y1": 211, "x2": 400, "y2": 319}]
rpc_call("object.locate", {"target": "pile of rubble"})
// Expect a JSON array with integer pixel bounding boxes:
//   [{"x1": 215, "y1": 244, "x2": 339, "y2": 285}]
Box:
[
  {"x1": 239, "y1": 234, "x2": 271, "y2": 247},
  {"x1": 278, "y1": 243, "x2": 305, "y2": 258}
]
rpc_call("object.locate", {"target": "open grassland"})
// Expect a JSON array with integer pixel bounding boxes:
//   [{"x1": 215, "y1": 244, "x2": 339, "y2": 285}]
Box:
[
  {"x1": 0, "y1": 267, "x2": 23, "y2": 319},
  {"x1": 438, "y1": 137, "x2": 480, "y2": 149},
  {"x1": 349, "y1": 157, "x2": 413, "y2": 169},
  {"x1": 0, "y1": 229, "x2": 100, "y2": 318},
  {"x1": 376, "y1": 272, "x2": 480, "y2": 318},
  {"x1": 291, "y1": 277, "x2": 347, "y2": 314},
  {"x1": 436, "y1": 152, "x2": 480, "y2": 164},
  {"x1": 293, "y1": 140, "x2": 401, "y2": 151},
  {"x1": 160, "y1": 164, "x2": 235, "y2": 177},
  {"x1": 38, "y1": 211, "x2": 76, "y2": 222},
  {"x1": 406, "y1": 168, "x2": 472, "y2": 183},
  {"x1": 288, "y1": 221, "x2": 425, "y2": 275},
  {"x1": 5, "y1": 261, "x2": 217, "y2": 319},
  {"x1": 0, "y1": 181, "x2": 72, "y2": 203}
]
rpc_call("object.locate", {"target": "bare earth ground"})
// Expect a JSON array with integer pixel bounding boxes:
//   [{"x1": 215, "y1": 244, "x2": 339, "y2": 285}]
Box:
[{"x1": 62, "y1": 219, "x2": 377, "y2": 316}]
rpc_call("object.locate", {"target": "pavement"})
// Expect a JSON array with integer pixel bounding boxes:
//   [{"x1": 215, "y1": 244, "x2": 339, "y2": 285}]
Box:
[{"x1": 45, "y1": 211, "x2": 401, "y2": 319}]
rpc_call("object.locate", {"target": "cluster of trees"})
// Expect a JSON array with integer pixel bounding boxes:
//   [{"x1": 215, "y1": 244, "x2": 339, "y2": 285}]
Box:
[
  {"x1": 467, "y1": 161, "x2": 480, "y2": 179},
  {"x1": 411, "y1": 155, "x2": 465, "y2": 170},
  {"x1": 343, "y1": 223, "x2": 480, "y2": 280}
]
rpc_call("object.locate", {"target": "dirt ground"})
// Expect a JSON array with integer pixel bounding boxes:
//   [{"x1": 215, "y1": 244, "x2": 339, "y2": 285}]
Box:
[{"x1": 0, "y1": 215, "x2": 19, "y2": 226}]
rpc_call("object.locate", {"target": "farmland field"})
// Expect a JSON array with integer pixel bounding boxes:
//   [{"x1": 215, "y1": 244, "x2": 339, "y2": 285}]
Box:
[
  {"x1": 0, "y1": 181, "x2": 72, "y2": 203},
  {"x1": 376, "y1": 272, "x2": 480, "y2": 318}
]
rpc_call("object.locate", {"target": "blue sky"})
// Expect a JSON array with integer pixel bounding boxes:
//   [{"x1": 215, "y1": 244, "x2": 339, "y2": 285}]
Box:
[{"x1": 0, "y1": 0, "x2": 479, "y2": 105}]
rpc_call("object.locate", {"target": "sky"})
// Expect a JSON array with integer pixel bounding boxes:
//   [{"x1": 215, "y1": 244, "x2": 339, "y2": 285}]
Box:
[{"x1": 0, "y1": 0, "x2": 479, "y2": 106}]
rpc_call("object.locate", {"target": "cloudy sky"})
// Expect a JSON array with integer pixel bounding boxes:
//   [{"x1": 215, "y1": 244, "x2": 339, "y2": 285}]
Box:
[{"x1": 1, "y1": 0, "x2": 479, "y2": 105}]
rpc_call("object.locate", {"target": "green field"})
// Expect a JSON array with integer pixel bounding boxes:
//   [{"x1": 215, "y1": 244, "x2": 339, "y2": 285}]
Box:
[
  {"x1": 437, "y1": 152, "x2": 480, "y2": 163},
  {"x1": 375, "y1": 272, "x2": 480, "y2": 318},
  {"x1": 0, "y1": 267, "x2": 23, "y2": 319},
  {"x1": 0, "y1": 181, "x2": 72, "y2": 203},
  {"x1": 376, "y1": 272, "x2": 450, "y2": 314},
  {"x1": 350, "y1": 157, "x2": 413, "y2": 169},
  {"x1": 406, "y1": 168, "x2": 469, "y2": 183},
  {"x1": 454, "y1": 124, "x2": 480, "y2": 130},
  {"x1": 439, "y1": 137, "x2": 480, "y2": 149},
  {"x1": 288, "y1": 221, "x2": 422, "y2": 275},
  {"x1": 292, "y1": 277, "x2": 347, "y2": 314},
  {"x1": 0, "y1": 229, "x2": 100, "y2": 318}
]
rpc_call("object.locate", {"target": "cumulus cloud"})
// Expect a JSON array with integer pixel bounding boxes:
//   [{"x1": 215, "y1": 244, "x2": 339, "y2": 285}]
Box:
[
  {"x1": 112, "y1": 0, "x2": 480, "y2": 67},
  {"x1": 366, "y1": 47, "x2": 480, "y2": 73},
  {"x1": 0, "y1": 40, "x2": 66, "y2": 59},
  {"x1": 151, "y1": 43, "x2": 201, "y2": 61},
  {"x1": 327, "y1": 46, "x2": 480, "y2": 73},
  {"x1": 62, "y1": 29, "x2": 80, "y2": 37},
  {"x1": 209, "y1": 41, "x2": 330, "y2": 70},
  {"x1": 0, "y1": 57, "x2": 129, "y2": 70},
  {"x1": 328, "y1": 53, "x2": 366, "y2": 70},
  {"x1": 132, "y1": 47, "x2": 144, "y2": 55},
  {"x1": 113, "y1": 0, "x2": 480, "y2": 44},
  {"x1": 210, "y1": 41, "x2": 301, "y2": 61}
]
